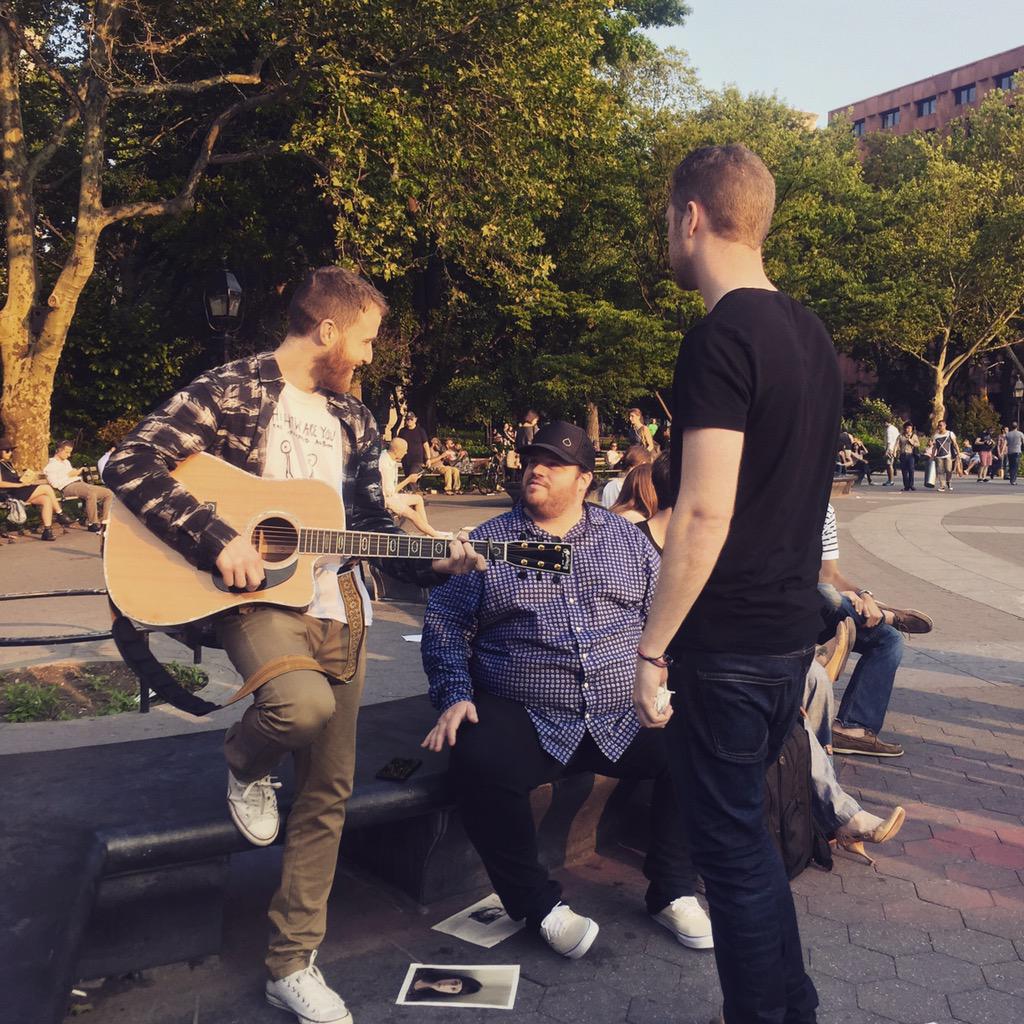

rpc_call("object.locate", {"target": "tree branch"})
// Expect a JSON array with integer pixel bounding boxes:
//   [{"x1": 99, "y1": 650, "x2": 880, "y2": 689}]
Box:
[
  {"x1": 209, "y1": 143, "x2": 285, "y2": 165},
  {"x1": 26, "y1": 105, "x2": 81, "y2": 183},
  {"x1": 110, "y1": 70, "x2": 263, "y2": 97},
  {"x1": 0, "y1": 5, "x2": 85, "y2": 113},
  {"x1": 103, "y1": 81, "x2": 296, "y2": 224}
]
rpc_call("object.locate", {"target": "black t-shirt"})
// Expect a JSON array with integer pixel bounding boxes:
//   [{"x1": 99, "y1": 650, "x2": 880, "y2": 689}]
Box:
[
  {"x1": 398, "y1": 425, "x2": 429, "y2": 471},
  {"x1": 669, "y1": 288, "x2": 841, "y2": 655}
]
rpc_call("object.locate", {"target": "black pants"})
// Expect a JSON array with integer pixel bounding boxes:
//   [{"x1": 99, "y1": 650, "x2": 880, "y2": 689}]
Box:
[
  {"x1": 899, "y1": 453, "x2": 916, "y2": 490},
  {"x1": 450, "y1": 690, "x2": 697, "y2": 926},
  {"x1": 1009, "y1": 452, "x2": 1020, "y2": 484},
  {"x1": 667, "y1": 648, "x2": 818, "y2": 1024}
]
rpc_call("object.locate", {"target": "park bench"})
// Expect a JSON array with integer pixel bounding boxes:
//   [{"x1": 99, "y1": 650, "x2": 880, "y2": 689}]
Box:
[{"x1": 0, "y1": 695, "x2": 628, "y2": 1024}]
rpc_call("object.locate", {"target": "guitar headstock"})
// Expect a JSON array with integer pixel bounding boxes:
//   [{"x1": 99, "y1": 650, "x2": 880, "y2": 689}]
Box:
[{"x1": 502, "y1": 540, "x2": 573, "y2": 575}]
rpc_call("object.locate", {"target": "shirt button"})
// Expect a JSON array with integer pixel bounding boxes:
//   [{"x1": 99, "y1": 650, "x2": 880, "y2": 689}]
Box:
[
  {"x1": 585, "y1": 712, "x2": 591, "y2": 720},
  {"x1": 581, "y1": 652, "x2": 588, "y2": 661},
  {"x1": 582, "y1": 682, "x2": 589, "y2": 690},
  {"x1": 568, "y1": 597, "x2": 576, "y2": 604}
]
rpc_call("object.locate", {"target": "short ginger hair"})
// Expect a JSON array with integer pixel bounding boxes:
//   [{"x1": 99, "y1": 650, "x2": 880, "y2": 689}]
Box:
[
  {"x1": 670, "y1": 144, "x2": 776, "y2": 249},
  {"x1": 287, "y1": 266, "x2": 388, "y2": 338}
]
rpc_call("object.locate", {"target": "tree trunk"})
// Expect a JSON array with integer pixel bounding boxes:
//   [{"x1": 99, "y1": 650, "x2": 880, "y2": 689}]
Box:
[
  {"x1": 0, "y1": 327, "x2": 56, "y2": 470},
  {"x1": 585, "y1": 401, "x2": 600, "y2": 446},
  {"x1": 929, "y1": 367, "x2": 947, "y2": 434}
]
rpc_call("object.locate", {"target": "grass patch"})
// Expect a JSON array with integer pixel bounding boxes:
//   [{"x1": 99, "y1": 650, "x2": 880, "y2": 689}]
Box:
[{"x1": 0, "y1": 660, "x2": 209, "y2": 722}]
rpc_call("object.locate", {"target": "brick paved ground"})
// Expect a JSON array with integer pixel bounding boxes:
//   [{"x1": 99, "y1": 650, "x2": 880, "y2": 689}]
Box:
[{"x1": 3, "y1": 485, "x2": 1022, "y2": 1023}]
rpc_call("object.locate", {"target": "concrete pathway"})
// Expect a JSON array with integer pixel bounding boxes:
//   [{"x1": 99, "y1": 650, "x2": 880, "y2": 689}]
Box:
[{"x1": 3, "y1": 485, "x2": 1023, "y2": 1023}]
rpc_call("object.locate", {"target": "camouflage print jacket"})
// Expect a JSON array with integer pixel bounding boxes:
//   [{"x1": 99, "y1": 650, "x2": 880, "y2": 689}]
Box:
[{"x1": 104, "y1": 352, "x2": 434, "y2": 585}]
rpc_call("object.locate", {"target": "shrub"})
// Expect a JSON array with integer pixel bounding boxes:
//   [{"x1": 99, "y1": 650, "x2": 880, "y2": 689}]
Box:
[{"x1": 1, "y1": 680, "x2": 69, "y2": 722}]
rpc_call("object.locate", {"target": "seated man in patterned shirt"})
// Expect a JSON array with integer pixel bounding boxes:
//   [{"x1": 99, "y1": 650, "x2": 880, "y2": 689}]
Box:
[{"x1": 421, "y1": 421, "x2": 709, "y2": 961}]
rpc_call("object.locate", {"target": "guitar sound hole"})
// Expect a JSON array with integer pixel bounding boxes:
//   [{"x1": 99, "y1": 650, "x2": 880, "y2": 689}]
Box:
[{"x1": 251, "y1": 517, "x2": 298, "y2": 563}]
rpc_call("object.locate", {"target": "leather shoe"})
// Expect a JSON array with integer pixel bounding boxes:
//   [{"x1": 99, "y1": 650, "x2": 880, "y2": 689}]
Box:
[
  {"x1": 877, "y1": 603, "x2": 932, "y2": 634},
  {"x1": 832, "y1": 727, "x2": 904, "y2": 757}
]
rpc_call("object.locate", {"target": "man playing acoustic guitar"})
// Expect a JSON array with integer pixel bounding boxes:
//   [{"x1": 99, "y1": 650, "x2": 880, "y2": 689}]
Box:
[{"x1": 104, "y1": 267, "x2": 485, "y2": 1024}]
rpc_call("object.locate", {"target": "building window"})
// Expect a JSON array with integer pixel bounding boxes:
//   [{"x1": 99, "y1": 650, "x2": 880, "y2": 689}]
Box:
[
  {"x1": 954, "y1": 83, "x2": 976, "y2": 105},
  {"x1": 852, "y1": 118, "x2": 865, "y2": 137},
  {"x1": 916, "y1": 96, "x2": 937, "y2": 116},
  {"x1": 995, "y1": 71, "x2": 1017, "y2": 90},
  {"x1": 880, "y1": 108, "x2": 901, "y2": 129}
]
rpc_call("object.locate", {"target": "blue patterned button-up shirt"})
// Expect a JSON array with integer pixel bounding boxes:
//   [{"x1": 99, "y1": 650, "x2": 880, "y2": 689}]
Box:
[{"x1": 422, "y1": 502, "x2": 660, "y2": 764}]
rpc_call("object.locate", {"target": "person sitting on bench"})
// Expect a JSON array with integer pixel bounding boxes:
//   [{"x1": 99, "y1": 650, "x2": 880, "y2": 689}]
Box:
[
  {"x1": 421, "y1": 421, "x2": 711, "y2": 961},
  {"x1": 379, "y1": 438, "x2": 447, "y2": 538},
  {"x1": 45, "y1": 439, "x2": 113, "y2": 532}
]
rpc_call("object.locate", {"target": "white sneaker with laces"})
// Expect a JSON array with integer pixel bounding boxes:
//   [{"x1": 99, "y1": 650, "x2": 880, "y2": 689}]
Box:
[
  {"x1": 652, "y1": 896, "x2": 714, "y2": 949},
  {"x1": 539, "y1": 902, "x2": 599, "y2": 959},
  {"x1": 227, "y1": 770, "x2": 281, "y2": 846},
  {"x1": 266, "y1": 951, "x2": 352, "y2": 1023}
]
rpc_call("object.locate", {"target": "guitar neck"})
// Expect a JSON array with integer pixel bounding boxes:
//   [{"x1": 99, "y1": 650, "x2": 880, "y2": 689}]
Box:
[{"x1": 299, "y1": 529, "x2": 496, "y2": 562}]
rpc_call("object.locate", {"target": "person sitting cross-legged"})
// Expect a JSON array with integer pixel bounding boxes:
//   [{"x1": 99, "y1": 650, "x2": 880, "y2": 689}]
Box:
[
  {"x1": 379, "y1": 438, "x2": 447, "y2": 538},
  {"x1": 45, "y1": 439, "x2": 113, "y2": 531},
  {"x1": 421, "y1": 421, "x2": 710, "y2": 960},
  {"x1": 819, "y1": 503, "x2": 932, "y2": 757}
]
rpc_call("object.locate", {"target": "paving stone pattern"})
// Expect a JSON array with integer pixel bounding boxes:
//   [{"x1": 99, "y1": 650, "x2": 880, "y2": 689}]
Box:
[{"x1": 51, "y1": 489, "x2": 1024, "y2": 1022}]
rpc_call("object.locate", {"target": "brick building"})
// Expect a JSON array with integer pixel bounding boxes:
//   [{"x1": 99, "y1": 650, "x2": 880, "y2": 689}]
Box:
[{"x1": 828, "y1": 43, "x2": 1024, "y2": 137}]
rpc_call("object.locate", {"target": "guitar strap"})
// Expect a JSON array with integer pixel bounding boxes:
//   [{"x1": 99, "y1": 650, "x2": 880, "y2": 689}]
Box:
[
  {"x1": 109, "y1": 608, "x2": 222, "y2": 717},
  {"x1": 336, "y1": 569, "x2": 366, "y2": 680},
  {"x1": 109, "y1": 569, "x2": 368, "y2": 716}
]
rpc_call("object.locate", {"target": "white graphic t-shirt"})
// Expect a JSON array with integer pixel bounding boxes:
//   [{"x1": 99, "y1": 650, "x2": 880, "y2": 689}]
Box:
[{"x1": 263, "y1": 382, "x2": 372, "y2": 624}]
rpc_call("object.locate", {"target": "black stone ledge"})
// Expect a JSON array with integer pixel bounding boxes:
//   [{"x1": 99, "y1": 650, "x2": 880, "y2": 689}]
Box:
[{"x1": 0, "y1": 695, "x2": 447, "y2": 1024}]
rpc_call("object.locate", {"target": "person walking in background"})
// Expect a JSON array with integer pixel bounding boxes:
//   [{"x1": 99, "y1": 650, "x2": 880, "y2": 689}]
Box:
[
  {"x1": 897, "y1": 422, "x2": 920, "y2": 491},
  {"x1": 1006, "y1": 421, "x2": 1023, "y2": 485},
  {"x1": 883, "y1": 418, "x2": 899, "y2": 486},
  {"x1": 974, "y1": 430, "x2": 994, "y2": 482},
  {"x1": 995, "y1": 427, "x2": 1008, "y2": 479},
  {"x1": 634, "y1": 144, "x2": 841, "y2": 1024},
  {"x1": 45, "y1": 439, "x2": 113, "y2": 531},
  {"x1": 930, "y1": 421, "x2": 959, "y2": 492},
  {"x1": 627, "y1": 408, "x2": 655, "y2": 453}
]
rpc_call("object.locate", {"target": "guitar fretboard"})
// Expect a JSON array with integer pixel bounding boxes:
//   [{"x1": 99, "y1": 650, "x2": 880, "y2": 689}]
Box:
[{"x1": 299, "y1": 529, "x2": 490, "y2": 561}]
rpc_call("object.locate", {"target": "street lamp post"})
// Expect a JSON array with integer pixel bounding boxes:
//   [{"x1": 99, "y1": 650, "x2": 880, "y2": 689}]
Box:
[
  {"x1": 203, "y1": 268, "x2": 244, "y2": 363},
  {"x1": 1013, "y1": 375, "x2": 1023, "y2": 425}
]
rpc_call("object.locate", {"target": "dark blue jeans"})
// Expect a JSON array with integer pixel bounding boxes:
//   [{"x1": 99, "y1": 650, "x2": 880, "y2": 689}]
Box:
[
  {"x1": 899, "y1": 453, "x2": 916, "y2": 489},
  {"x1": 818, "y1": 585, "x2": 903, "y2": 735},
  {"x1": 666, "y1": 647, "x2": 818, "y2": 1024},
  {"x1": 1009, "y1": 452, "x2": 1020, "y2": 484}
]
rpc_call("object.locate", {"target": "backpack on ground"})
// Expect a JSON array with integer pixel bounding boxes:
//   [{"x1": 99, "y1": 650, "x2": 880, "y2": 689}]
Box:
[
  {"x1": 764, "y1": 721, "x2": 833, "y2": 879},
  {"x1": 4, "y1": 498, "x2": 28, "y2": 525}
]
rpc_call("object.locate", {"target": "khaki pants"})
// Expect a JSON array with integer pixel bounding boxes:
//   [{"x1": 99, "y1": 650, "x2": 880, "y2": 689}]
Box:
[
  {"x1": 61, "y1": 480, "x2": 112, "y2": 523},
  {"x1": 217, "y1": 582, "x2": 365, "y2": 979}
]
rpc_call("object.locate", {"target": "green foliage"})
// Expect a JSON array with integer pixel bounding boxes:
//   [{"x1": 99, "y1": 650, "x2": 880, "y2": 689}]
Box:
[
  {"x1": 944, "y1": 395, "x2": 1002, "y2": 442},
  {"x1": 166, "y1": 662, "x2": 210, "y2": 692},
  {"x1": 1, "y1": 680, "x2": 69, "y2": 722}
]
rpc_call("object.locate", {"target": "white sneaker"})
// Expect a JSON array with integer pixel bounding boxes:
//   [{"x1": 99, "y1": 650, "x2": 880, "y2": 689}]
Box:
[
  {"x1": 539, "y1": 902, "x2": 599, "y2": 959},
  {"x1": 652, "y1": 896, "x2": 714, "y2": 949},
  {"x1": 266, "y1": 951, "x2": 352, "y2": 1023},
  {"x1": 227, "y1": 770, "x2": 281, "y2": 846}
]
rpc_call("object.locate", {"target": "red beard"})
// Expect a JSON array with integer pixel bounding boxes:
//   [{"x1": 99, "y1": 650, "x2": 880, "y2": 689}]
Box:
[{"x1": 311, "y1": 344, "x2": 357, "y2": 393}]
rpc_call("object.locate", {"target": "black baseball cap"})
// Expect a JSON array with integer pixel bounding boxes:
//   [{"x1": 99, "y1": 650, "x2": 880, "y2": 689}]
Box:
[{"x1": 522, "y1": 421, "x2": 596, "y2": 472}]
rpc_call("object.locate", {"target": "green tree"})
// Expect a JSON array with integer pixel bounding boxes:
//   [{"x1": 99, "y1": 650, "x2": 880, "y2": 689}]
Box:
[
  {"x1": 855, "y1": 89, "x2": 1024, "y2": 431},
  {"x1": 0, "y1": 0, "x2": 323, "y2": 467}
]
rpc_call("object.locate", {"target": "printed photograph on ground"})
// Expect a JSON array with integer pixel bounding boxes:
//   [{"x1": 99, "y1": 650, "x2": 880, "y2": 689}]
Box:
[{"x1": 395, "y1": 964, "x2": 520, "y2": 1009}]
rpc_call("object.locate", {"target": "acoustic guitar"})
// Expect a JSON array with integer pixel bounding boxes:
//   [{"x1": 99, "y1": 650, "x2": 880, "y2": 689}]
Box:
[{"x1": 103, "y1": 452, "x2": 572, "y2": 627}]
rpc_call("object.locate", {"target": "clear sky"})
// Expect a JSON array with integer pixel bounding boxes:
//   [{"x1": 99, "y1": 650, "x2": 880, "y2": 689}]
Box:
[{"x1": 646, "y1": 1, "x2": 1024, "y2": 123}]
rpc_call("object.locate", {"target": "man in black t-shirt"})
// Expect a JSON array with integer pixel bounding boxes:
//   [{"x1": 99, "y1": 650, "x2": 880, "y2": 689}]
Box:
[
  {"x1": 397, "y1": 412, "x2": 431, "y2": 479},
  {"x1": 633, "y1": 144, "x2": 841, "y2": 1024}
]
